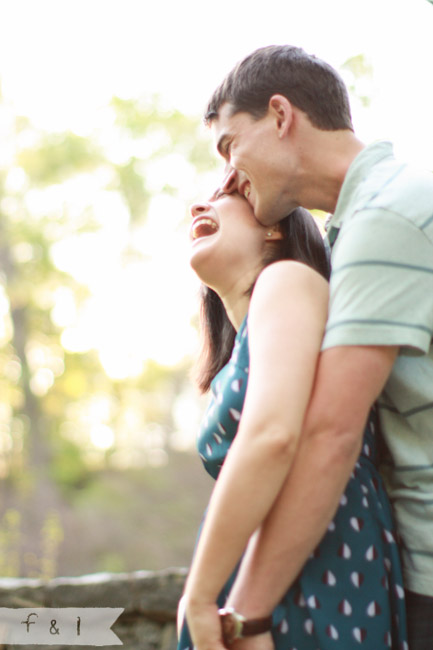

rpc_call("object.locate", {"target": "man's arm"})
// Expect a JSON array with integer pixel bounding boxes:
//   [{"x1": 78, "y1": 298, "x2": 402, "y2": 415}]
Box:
[{"x1": 225, "y1": 344, "x2": 398, "y2": 621}]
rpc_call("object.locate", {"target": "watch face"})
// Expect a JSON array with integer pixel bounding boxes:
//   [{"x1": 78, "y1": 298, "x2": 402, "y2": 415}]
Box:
[{"x1": 220, "y1": 612, "x2": 240, "y2": 645}]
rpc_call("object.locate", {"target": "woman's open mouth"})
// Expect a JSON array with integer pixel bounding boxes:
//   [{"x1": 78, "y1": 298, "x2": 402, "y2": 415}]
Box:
[{"x1": 191, "y1": 218, "x2": 219, "y2": 240}]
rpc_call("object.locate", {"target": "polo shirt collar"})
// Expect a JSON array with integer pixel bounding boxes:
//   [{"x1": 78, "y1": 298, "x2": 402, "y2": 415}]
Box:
[{"x1": 327, "y1": 140, "x2": 395, "y2": 233}]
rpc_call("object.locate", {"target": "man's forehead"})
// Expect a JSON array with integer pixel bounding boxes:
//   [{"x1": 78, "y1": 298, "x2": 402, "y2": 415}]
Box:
[
  {"x1": 217, "y1": 102, "x2": 236, "y2": 122},
  {"x1": 212, "y1": 103, "x2": 239, "y2": 152},
  {"x1": 212, "y1": 103, "x2": 234, "y2": 134},
  {"x1": 212, "y1": 103, "x2": 255, "y2": 137}
]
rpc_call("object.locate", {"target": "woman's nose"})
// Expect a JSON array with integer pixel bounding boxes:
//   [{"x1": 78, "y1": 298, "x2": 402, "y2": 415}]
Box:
[{"x1": 190, "y1": 202, "x2": 209, "y2": 217}]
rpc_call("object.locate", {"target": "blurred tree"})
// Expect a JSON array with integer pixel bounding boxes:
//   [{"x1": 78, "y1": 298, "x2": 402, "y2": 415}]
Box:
[
  {"x1": 341, "y1": 54, "x2": 374, "y2": 108},
  {"x1": 0, "y1": 89, "x2": 217, "y2": 576}
]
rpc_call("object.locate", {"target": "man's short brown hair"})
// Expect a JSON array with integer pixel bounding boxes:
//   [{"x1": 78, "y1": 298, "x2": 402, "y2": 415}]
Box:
[{"x1": 205, "y1": 45, "x2": 353, "y2": 131}]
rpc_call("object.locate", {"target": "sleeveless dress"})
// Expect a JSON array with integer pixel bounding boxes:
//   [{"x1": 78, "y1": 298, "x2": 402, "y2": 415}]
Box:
[{"x1": 178, "y1": 317, "x2": 408, "y2": 649}]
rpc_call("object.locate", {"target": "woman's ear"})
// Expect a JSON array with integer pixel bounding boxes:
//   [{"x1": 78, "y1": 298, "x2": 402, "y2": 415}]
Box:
[
  {"x1": 265, "y1": 228, "x2": 283, "y2": 241},
  {"x1": 268, "y1": 94, "x2": 293, "y2": 138}
]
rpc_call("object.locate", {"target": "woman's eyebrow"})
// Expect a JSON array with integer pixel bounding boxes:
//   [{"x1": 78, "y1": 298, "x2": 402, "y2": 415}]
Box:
[{"x1": 209, "y1": 188, "x2": 224, "y2": 201}]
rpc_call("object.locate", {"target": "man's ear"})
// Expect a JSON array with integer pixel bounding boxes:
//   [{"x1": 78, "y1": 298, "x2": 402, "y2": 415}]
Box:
[{"x1": 268, "y1": 94, "x2": 293, "y2": 138}]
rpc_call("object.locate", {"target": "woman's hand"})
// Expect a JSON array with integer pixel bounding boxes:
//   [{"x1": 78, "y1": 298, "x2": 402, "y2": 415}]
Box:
[
  {"x1": 186, "y1": 600, "x2": 227, "y2": 650},
  {"x1": 232, "y1": 632, "x2": 274, "y2": 650}
]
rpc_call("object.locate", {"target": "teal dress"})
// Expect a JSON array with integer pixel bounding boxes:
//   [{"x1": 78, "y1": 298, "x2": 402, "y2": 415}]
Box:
[{"x1": 178, "y1": 317, "x2": 408, "y2": 649}]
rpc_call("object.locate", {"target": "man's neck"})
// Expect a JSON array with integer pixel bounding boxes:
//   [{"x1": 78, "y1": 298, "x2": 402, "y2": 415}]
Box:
[{"x1": 292, "y1": 119, "x2": 365, "y2": 214}]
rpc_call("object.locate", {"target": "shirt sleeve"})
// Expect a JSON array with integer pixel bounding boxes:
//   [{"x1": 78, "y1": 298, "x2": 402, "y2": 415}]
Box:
[{"x1": 322, "y1": 208, "x2": 433, "y2": 354}]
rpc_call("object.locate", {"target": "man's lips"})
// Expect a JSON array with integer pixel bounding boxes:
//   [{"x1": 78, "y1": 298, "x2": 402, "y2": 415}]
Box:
[{"x1": 238, "y1": 179, "x2": 251, "y2": 201}]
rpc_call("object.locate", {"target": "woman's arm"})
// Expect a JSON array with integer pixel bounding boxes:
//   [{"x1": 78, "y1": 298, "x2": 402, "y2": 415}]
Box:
[
  {"x1": 184, "y1": 260, "x2": 329, "y2": 649},
  {"x1": 224, "y1": 343, "x2": 398, "y2": 640}
]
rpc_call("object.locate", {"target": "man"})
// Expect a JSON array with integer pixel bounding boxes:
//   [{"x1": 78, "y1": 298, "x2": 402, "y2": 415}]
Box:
[{"x1": 195, "y1": 45, "x2": 433, "y2": 649}]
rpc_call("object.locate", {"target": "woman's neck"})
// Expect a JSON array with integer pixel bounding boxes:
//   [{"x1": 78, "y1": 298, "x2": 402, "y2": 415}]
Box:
[
  {"x1": 222, "y1": 294, "x2": 250, "y2": 331},
  {"x1": 208, "y1": 263, "x2": 262, "y2": 331},
  {"x1": 216, "y1": 270, "x2": 258, "y2": 331}
]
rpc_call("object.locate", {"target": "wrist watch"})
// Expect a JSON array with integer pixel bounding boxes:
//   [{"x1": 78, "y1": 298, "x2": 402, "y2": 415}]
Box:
[{"x1": 218, "y1": 607, "x2": 272, "y2": 646}]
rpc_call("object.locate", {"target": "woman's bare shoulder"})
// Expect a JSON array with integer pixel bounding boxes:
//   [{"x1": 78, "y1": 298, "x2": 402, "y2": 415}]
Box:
[{"x1": 253, "y1": 260, "x2": 329, "y2": 300}]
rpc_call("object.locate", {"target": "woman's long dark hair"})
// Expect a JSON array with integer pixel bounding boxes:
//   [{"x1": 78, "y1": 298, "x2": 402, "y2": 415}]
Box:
[{"x1": 194, "y1": 207, "x2": 330, "y2": 393}]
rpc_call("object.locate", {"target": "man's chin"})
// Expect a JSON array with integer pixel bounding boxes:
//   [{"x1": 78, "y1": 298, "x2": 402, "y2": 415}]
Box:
[{"x1": 254, "y1": 203, "x2": 285, "y2": 227}]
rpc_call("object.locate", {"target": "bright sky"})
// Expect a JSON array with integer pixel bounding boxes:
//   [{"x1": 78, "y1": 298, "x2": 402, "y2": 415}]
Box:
[
  {"x1": 0, "y1": 0, "x2": 432, "y2": 164},
  {"x1": 0, "y1": 0, "x2": 433, "y2": 380}
]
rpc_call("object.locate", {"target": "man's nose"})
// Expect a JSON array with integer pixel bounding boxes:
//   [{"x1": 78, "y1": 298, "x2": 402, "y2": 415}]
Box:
[
  {"x1": 221, "y1": 167, "x2": 239, "y2": 194},
  {"x1": 190, "y1": 202, "x2": 209, "y2": 217}
]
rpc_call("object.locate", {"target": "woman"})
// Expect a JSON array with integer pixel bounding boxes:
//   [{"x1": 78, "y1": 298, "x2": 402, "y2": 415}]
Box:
[{"x1": 177, "y1": 190, "x2": 407, "y2": 649}]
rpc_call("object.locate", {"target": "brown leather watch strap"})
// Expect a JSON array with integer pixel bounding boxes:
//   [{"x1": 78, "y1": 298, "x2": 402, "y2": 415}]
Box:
[
  {"x1": 219, "y1": 607, "x2": 272, "y2": 645},
  {"x1": 242, "y1": 615, "x2": 273, "y2": 636}
]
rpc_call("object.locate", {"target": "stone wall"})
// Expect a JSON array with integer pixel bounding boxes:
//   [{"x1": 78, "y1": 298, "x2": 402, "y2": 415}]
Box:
[{"x1": 0, "y1": 568, "x2": 187, "y2": 649}]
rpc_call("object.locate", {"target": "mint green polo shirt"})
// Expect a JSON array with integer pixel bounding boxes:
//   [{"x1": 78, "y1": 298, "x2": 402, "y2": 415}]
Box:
[{"x1": 323, "y1": 141, "x2": 433, "y2": 596}]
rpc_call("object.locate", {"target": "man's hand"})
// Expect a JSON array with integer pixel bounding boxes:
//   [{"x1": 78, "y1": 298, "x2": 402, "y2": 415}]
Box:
[
  {"x1": 186, "y1": 601, "x2": 227, "y2": 650},
  {"x1": 232, "y1": 632, "x2": 274, "y2": 650}
]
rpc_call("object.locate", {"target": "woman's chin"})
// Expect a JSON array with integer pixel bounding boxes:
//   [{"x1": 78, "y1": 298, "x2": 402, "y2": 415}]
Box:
[
  {"x1": 189, "y1": 236, "x2": 217, "y2": 268},
  {"x1": 189, "y1": 256, "x2": 223, "y2": 295}
]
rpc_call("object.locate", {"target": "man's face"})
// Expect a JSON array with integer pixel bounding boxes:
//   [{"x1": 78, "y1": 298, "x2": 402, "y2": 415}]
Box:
[{"x1": 212, "y1": 102, "x2": 297, "y2": 226}]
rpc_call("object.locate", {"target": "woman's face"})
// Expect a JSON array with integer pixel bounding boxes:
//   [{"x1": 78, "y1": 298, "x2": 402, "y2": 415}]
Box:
[{"x1": 189, "y1": 191, "x2": 271, "y2": 292}]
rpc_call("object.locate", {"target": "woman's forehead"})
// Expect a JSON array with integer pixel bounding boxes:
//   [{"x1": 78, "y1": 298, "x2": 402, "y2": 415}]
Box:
[{"x1": 208, "y1": 189, "x2": 245, "y2": 204}]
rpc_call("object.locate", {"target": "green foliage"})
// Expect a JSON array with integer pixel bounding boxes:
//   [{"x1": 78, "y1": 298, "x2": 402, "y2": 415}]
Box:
[
  {"x1": 113, "y1": 158, "x2": 151, "y2": 222},
  {"x1": 0, "y1": 509, "x2": 21, "y2": 576},
  {"x1": 39, "y1": 511, "x2": 64, "y2": 579},
  {"x1": 109, "y1": 95, "x2": 217, "y2": 221},
  {"x1": 17, "y1": 132, "x2": 103, "y2": 185},
  {"x1": 97, "y1": 551, "x2": 126, "y2": 573},
  {"x1": 341, "y1": 54, "x2": 374, "y2": 108},
  {"x1": 0, "y1": 508, "x2": 63, "y2": 578},
  {"x1": 49, "y1": 436, "x2": 89, "y2": 491},
  {"x1": 0, "y1": 89, "x2": 215, "y2": 575}
]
